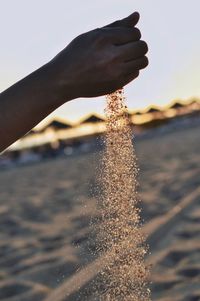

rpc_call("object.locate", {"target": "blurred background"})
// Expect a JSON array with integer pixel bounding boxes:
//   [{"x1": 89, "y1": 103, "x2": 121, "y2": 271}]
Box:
[{"x1": 0, "y1": 1, "x2": 200, "y2": 300}]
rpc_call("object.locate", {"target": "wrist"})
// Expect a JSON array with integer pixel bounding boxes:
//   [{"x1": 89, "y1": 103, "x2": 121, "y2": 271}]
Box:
[{"x1": 44, "y1": 60, "x2": 77, "y2": 105}]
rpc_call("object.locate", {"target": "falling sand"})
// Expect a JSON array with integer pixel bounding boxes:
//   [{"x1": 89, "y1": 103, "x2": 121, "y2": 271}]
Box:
[{"x1": 94, "y1": 89, "x2": 151, "y2": 300}]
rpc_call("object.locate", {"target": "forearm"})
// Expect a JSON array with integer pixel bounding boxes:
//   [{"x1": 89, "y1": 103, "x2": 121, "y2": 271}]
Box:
[{"x1": 0, "y1": 63, "x2": 69, "y2": 152}]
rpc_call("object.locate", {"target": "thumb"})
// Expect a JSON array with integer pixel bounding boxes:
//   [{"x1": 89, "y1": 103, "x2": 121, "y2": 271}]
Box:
[{"x1": 104, "y1": 12, "x2": 140, "y2": 28}]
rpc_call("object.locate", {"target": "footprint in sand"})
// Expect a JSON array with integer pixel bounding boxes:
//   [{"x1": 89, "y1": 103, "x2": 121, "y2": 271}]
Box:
[
  {"x1": 159, "y1": 250, "x2": 189, "y2": 268},
  {"x1": 178, "y1": 267, "x2": 200, "y2": 278},
  {"x1": 0, "y1": 282, "x2": 30, "y2": 299}
]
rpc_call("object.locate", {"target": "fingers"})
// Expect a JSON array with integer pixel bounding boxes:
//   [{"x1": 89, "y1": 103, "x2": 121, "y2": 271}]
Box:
[
  {"x1": 109, "y1": 56, "x2": 148, "y2": 93},
  {"x1": 118, "y1": 71, "x2": 140, "y2": 89},
  {"x1": 105, "y1": 12, "x2": 140, "y2": 28},
  {"x1": 101, "y1": 27, "x2": 141, "y2": 46},
  {"x1": 122, "y1": 56, "x2": 149, "y2": 75},
  {"x1": 117, "y1": 40, "x2": 148, "y2": 61}
]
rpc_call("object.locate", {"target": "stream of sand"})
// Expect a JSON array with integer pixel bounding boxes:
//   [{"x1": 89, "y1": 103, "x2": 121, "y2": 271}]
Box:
[{"x1": 95, "y1": 89, "x2": 151, "y2": 300}]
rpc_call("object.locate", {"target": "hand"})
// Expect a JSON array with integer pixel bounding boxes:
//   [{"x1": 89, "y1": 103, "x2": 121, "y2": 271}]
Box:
[
  {"x1": 0, "y1": 12, "x2": 148, "y2": 151},
  {"x1": 49, "y1": 12, "x2": 148, "y2": 101}
]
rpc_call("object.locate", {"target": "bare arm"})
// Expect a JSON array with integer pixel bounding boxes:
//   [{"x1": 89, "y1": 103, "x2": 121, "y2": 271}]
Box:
[{"x1": 0, "y1": 12, "x2": 148, "y2": 152}]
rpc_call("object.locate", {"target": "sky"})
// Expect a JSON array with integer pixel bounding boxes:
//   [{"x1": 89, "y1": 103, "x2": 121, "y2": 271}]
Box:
[{"x1": 0, "y1": 0, "x2": 199, "y2": 123}]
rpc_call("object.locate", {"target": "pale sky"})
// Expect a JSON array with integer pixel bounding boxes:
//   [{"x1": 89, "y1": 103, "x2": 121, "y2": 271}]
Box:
[{"x1": 0, "y1": 0, "x2": 199, "y2": 123}]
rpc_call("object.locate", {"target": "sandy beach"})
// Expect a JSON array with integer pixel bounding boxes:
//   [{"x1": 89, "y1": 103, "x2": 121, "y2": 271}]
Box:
[{"x1": 0, "y1": 123, "x2": 199, "y2": 301}]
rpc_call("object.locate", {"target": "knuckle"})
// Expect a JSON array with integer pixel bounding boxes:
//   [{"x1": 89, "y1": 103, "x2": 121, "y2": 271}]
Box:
[
  {"x1": 140, "y1": 40, "x2": 148, "y2": 53},
  {"x1": 94, "y1": 28, "x2": 107, "y2": 44},
  {"x1": 111, "y1": 20, "x2": 121, "y2": 27},
  {"x1": 133, "y1": 27, "x2": 141, "y2": 40},
  {"x1": 141, "y1": 56, "x2": 149, "y2": 68},
  {"x1": 145, "y1": 56, "x2": 149, "y2": 66}
]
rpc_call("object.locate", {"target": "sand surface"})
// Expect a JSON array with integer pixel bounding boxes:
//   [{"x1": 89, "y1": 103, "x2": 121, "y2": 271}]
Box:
[{"x1": 0, "y1": 124, "x2": 199, "y2": 300}]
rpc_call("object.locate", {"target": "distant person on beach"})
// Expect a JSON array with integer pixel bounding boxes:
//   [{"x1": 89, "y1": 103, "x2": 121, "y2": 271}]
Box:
[{"x1": 0, "y1": 12, "x2": 148, "y2": 152}]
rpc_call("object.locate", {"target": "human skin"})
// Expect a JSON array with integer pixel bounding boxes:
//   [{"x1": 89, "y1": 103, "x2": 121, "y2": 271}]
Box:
[{"x1": 0, "y1": 12, "x2": 148, "y2": 152}]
